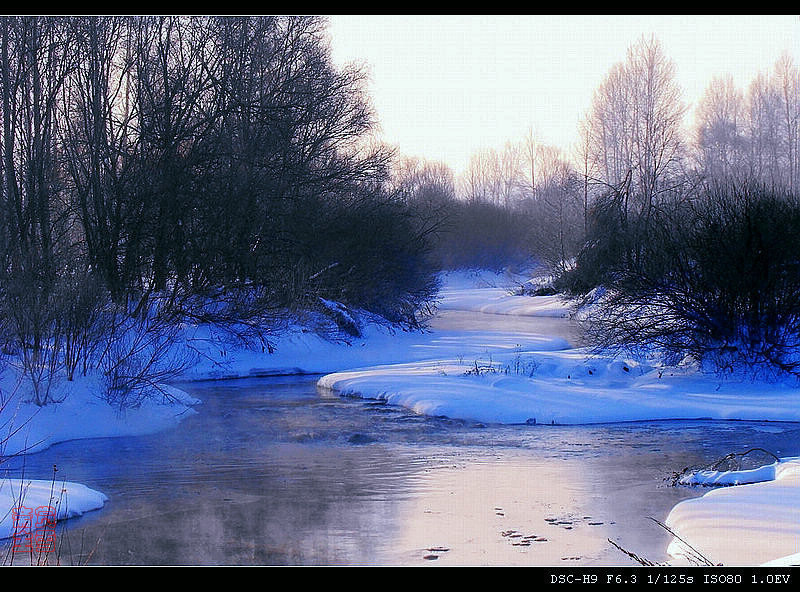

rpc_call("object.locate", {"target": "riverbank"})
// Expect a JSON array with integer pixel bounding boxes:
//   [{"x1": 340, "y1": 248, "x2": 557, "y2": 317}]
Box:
[
  {"x1": 2, "y1": 268, "x2": 800, "y2": 565},
  {"x1": 313, "y1": 270, "x2": 800, "y2": 566}
]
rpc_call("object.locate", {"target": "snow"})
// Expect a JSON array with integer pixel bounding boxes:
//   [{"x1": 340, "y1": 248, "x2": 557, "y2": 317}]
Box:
[
  {"x1": 436, "y1": 270, "x2": 569, "y2": 318},
  {"x1": 0, "y1": 478, "x2": 109, "y2": 541},
  {"x1": 677, "y1": 460, "x2": 784, "y2": 487},
  {"x1": 665, "y1": 458, "x2": 800, "y2": 566},
  {"x1": 1, "y1": 374, "x2": 200, "y2": 457},
  {"x1": 2, "y1": 267, "x2": 799, "y2": 565},
  {"x1": 318, "y1": 354, "x2": 800, "y2": 426}
]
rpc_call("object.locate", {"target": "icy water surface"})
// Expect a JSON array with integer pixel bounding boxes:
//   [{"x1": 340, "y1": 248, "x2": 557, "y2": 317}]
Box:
[{"x1": 2, "y1": 373, "x2": 799, "y2": 566}]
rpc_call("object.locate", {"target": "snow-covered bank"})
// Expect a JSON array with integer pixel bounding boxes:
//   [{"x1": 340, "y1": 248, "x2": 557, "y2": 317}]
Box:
[
  {"x1": 318, "y1": 352, "x2": 800, "y2": 426},
  {"x1": 0, "y1": 478, "x2": 108, "y2": 541},
  {"x1": 436, "y1": 272, "x2": 568, "y2": 318},
  {"x1": 3, "y1": 268, "x2": 800, "y2": 565},
  {"x1": 176, "y1": 271, "x2": 570, "y2": 382},
  {"x1": 665, "y1": 458, "x2": 800, "y2": 566},
  {"x1": 1, "y1": 374, "x2": 200, "y2": 457}
]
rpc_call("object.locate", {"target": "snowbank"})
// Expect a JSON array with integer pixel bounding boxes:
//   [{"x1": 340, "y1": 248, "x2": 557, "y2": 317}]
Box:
[
  {"x1": 0, "y1": 478, "x2": 108, "y2": 541},
  {"x1": 1, "y1": 372, "x2": 200, "y2": 457},
  {"x1": 677, "y1": 458, "x2": 783, "y2": 487},
  {"x1": 665, "y1": 458, "x2": 800, "y2": 566},
  {"x1": 318, "y1": 271, "x2": 800, "y2": 426},
  {"x1": 436, "y1": 269, "x2": 570, "y2": 318},
  {"x1": 0, "y1": 369, "x2": 197, "y2": 544},
  {"x1": 318, "y1": 348, "x2": 800, "y2": 426}
]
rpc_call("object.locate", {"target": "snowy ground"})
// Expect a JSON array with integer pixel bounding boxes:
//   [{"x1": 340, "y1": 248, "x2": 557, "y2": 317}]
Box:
[
  {"x1": 665, "y1": 458, "x2": 800, "y2": 566},
  {"x1": 2, "y1": 268, "x2": 800, "y2": 565},
  {"x1": 0, "y1": 478, "x2": 109, "y2": 545}
]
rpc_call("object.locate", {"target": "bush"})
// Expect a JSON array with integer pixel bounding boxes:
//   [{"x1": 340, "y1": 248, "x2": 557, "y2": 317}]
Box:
[
  {"x1": 573, "y1": 185, "x2": 800, "y2": 376},
  {"x1": 283, "y1": 189, "x2": 440, "y2": 330},
  {"x1": 554, "y1": 192, "x2": 629, "y2": 296}
]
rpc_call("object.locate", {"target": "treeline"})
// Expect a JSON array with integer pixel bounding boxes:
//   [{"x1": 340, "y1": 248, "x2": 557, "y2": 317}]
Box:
[
  {"x1": 0, "y1": 16, "x2": 437, "y2": 406},
  {"x1": 558, "y1": 37, "x2": 800, "y2": 376},
  {"x1": 391, "y1": 141, "x2": 586, "y2": 273},
  {"x1": 396, "y1": 34, "x2": 800, "y2": 376}
]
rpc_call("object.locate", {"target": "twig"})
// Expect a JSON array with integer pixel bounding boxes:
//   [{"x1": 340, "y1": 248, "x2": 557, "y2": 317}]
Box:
[
  {"x1": 647, "y1": 516, "x2": 719, "y2": 566},
  {"x1": 607, "y1": 538, "x2": 658, "y2": 566}
]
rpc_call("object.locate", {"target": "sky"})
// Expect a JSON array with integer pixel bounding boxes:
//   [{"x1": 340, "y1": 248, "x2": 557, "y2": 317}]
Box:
[{"x1": 327, "y1": 15, "x2": 800, "y2": 177}]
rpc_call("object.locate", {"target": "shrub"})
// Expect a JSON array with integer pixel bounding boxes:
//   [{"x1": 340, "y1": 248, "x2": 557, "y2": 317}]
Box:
[{"x1": 574, "y1": 185, "x2": 800, "y2": 376}]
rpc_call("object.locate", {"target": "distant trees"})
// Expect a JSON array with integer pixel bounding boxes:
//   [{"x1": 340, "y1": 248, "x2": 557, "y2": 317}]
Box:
[
  {"x1": 581, "y1": 35, "x2": 688, "y2": 263},
  {"x1": 444, "y1": 131, "x2": 588, "y2": 274},
  {"x1": 392, "y1": 156, "x2": 532, "y2": 271},
  {"x1": 774, "y1": 54, "x2": 800, "y2": 192},
  {"x1": 0, "y1": 16, "x2": 438, "y2": 406},
  {"x1": 388, "y1": 126, "x2": 590, "y2": 274},
  {"x1": 695, "y1": 53, "x2": 800, "y2": 193},
  {"x1": 519, "y1": 144, "x2": 584, "y2": 274},
  {"x1": 694, "y1": 75, "x2": 748, "y2": 186}
]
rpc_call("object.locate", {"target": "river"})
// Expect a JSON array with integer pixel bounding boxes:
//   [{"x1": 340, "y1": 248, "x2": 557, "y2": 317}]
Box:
[{"x1": 2, "y1": 310, "x2": 799, "y2": 566}]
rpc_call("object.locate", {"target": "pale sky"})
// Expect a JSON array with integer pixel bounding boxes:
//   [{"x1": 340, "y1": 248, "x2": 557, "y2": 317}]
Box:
[{"x1": 327, "y1": 14, "x2": 800, "y2": 177}]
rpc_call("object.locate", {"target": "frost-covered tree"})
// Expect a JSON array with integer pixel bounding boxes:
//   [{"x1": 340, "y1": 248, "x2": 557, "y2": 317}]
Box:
[
  {"x1": 694, "y1": 54, "x2": 800, "y2": 193},
  {"x1": 585, "y1": 35, "x2": 686, "y2": 215},
  {"x1": 695, "y1": 75, "x2": 748, "y2": 186}
]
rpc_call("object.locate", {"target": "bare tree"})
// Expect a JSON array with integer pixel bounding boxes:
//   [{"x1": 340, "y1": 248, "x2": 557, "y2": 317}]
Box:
[
  {"x1": 498, "y1": 140, "x2": 524, "y2": 208},
  {"x1": 694, "y1": 75, "x2": 747, "y2": 186},
  {"x1": 61, "y1": 17, "x2": 137, "y2": 299},
  {"x1": 745, "y1": 71, "x2": 783, "y2": 189},
  {"x1": 774, "y1": 53, "x2": 800, "y2": 193},
  {"x1": 529, "y1": 145, "x2": 583, "y2": 273},
  {"x1": 391, "y1": 156, "x2": 455, "y2": 208},
  {"x1": 693, "y1": 56, "x2": 799, "y2": 194},
  {"x1": 575, "y1": 117, "x2": 593, "y2": 236},
  {"x1": 460, "y1": 148, "x2": 495, "y2": 204},
  {"x1": 585, "y1": 35, "x2": 686, "y2": 216},
  {"x1": 521, "y1": 126, "x2": 539, "y2": 200},
  {"x1": 0, "y1": 17, "x2": 79, "y2": 405}
]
